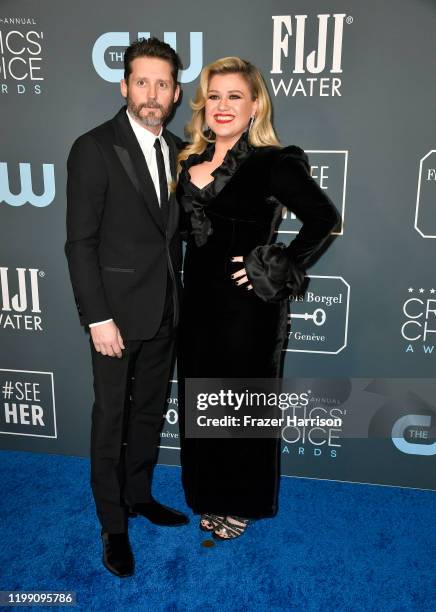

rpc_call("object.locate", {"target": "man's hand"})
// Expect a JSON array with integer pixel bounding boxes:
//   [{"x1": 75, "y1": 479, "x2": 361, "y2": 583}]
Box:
[{"x1": 90, "y1": 320, "x2": 125, "y2": 358}]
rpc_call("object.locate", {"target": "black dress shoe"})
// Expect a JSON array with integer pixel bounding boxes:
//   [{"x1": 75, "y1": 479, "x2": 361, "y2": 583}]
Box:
[
  {"x1": 101, "y1": 530, "x2": 134, "y2": 577},
  {"x1": 126, "y1": 499, "x2": 189, "y2": 526}
]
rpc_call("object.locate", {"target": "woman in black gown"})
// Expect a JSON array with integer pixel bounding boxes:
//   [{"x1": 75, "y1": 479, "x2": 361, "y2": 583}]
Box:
[{"x1": 177, "y1": 57, "x2": 340, "y2": 539}]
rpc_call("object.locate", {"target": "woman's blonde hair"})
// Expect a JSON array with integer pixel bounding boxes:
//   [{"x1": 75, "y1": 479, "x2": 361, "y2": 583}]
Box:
[{"x1": 178, "y1": 56, "x2": 281, "y2": 170}]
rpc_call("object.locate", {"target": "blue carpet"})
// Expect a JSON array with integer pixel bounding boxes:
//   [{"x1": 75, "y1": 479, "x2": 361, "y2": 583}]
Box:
[{"x1": 0, "y1": 450, "x2": 435, "y2": 612}]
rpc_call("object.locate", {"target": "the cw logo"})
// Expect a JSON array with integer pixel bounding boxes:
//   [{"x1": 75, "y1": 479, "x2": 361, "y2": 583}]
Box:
[
  {"x1": 392, "y1": 414, "x2": 436, "y2": 456},
  {"x1": 0, "y1": 162, "x2": 55, "y2": 207},
  {"x1": 92, "y1": 32, "x2": 203, "y2": 83}
]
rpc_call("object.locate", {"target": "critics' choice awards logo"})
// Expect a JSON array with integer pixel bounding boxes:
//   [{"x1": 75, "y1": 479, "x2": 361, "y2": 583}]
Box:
[
  {"x1": 0, "y1": 267, "x2": 45, "y2": 331},
  {"x1": 93, "y1": 32, "x2": 203, "y2": 83},
  {"x1": 0, "y1": 162, "x2": 55, "y2": 207},
  {"x1": 286, "y1": 276, "x2": 349, "y2": 354},
  {"x1": 0, "y1": 17, "x2": 43, "y2": 95},
  {"x1": 278, "y1": 150, "x2": 347, "y2": 235},
  {"x1": 271, "y1": 13, "x2": 353, "y2": 97},
  {"x1": 281, "y1": 389, "x2": 345, "y2": 460},
  {"x1": 415, "y1": 150, "x2": 436, "y2": 238},
  {"x1": 401, "y1": 287, "x2": 436, "y2": 355},
  {"x1": 0, "y1": 369, "x2": 56, "y2": 438}
]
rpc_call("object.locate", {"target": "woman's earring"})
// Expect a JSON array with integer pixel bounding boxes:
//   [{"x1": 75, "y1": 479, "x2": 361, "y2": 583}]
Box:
[
  {"x1": 204, "y1": 125, "x2": 214, "y2": 140},
  {"x1": 249, "y1": 116, "x2": 255, "y2": 132}
]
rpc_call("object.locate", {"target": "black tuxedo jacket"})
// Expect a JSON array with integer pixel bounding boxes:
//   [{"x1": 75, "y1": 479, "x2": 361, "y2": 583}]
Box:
[{"x1": 65, "y1": 106, "x2": 183, "y2": 340}]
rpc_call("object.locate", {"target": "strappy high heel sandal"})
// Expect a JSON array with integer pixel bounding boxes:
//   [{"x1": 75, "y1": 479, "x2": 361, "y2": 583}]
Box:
[
  {"x1": 212, "y1": 516, "x2": 249, "y2": 540},
  {"x1": 199, "y1": 513, "x2": 225, "y2": 532}
]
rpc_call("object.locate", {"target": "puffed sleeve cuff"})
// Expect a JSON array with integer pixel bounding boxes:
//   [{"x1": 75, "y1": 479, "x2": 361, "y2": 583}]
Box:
[{"x1": 244, "y1": 243, "x2": 305, "y2": 302}]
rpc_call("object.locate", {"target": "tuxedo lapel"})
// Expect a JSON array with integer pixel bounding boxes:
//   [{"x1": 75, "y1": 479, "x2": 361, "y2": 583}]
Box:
[
  {"x1": 112, "y1": 107, "x2": 165, "y2": 234},
  {"x1": 162, "y1": 129, "x2": 180, "y2": 241},
  {"x1": 113, "y1": 145, "x2": 141, "y2": 193}
]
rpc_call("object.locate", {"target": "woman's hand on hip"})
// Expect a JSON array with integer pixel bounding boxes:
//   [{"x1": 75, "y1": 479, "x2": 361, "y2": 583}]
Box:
[{"x1": 231, "y1": 256, "x2": 253, "y2": 290}]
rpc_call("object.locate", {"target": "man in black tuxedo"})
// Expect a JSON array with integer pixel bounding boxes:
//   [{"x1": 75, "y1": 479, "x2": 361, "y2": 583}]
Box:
[{"x1": 65, "y1": 38, "x2": 188, "y2": 578}]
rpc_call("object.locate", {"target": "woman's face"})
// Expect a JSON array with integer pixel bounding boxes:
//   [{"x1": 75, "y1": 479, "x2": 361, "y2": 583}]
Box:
[{"x1": 205, "y1": 72, "x2": 258, "y2": 143}]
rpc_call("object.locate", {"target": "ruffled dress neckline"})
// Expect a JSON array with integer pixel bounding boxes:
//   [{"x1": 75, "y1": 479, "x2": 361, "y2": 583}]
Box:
[
  {"x1": 179, "y1": 129, "x2": 253, "y2": 203},
  {"x1": 178, "y1": 131, "x2": 254, "y2": 246}
]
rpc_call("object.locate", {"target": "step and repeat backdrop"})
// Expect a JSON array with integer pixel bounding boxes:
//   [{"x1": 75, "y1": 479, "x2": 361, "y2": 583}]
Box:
[{"x1": 1, "y1": 0, "x2": 435, "y2": 490}]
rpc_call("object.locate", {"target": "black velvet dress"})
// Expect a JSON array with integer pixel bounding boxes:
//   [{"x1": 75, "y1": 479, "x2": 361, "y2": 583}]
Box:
[{"x1": 177, "y1": 131, "x2": 340, "y2": 519}]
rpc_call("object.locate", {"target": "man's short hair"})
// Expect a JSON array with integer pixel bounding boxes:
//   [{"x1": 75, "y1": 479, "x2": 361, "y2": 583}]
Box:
[{"x1": 124, "y1": 37, "x2": 182, "y2": 86}]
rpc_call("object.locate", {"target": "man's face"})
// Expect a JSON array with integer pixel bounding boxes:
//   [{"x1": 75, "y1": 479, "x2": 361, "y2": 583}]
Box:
[{"x1": 120, "y1": 56, "x2": 180, "y2": 134}]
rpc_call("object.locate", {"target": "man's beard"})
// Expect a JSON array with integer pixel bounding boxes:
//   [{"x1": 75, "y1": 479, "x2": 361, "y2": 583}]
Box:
[{"x1": 127, "y1": 96, "x2": 172, "y2": 128}]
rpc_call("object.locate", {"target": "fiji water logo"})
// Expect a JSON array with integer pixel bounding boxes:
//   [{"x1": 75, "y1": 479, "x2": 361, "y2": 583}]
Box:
[
  {"x1": 92, "y1": 32, "x2": 203, "y2": 83},
  {"x1": 271, "y1": 13, "x2": 353, "y2": 97},
  {"x1": 415, "y1": 150, "x2": 436, "y2": 238},
  {"x1": 0, "y1": 162, "x2": 55, "y2": 207},
  {"x1": 0, "y1": 267, "x2": 44, "y2": 331}
]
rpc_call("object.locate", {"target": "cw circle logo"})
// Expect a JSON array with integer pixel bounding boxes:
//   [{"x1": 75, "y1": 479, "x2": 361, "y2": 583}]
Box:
[
  {"x1": 392, "y1": 414, "x2": 436, "y2": 456},
  {"x1": 0, "y1": 162, "x2": 55, "y2": 207},
  {"x1": 92, "y1": 32, "x2": 203, "y2": 83}
]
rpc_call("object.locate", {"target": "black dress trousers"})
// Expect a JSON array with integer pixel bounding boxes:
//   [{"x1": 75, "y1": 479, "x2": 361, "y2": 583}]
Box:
[{"x1": 89, "y1": 273, "x2": 175, "y2": 533}]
